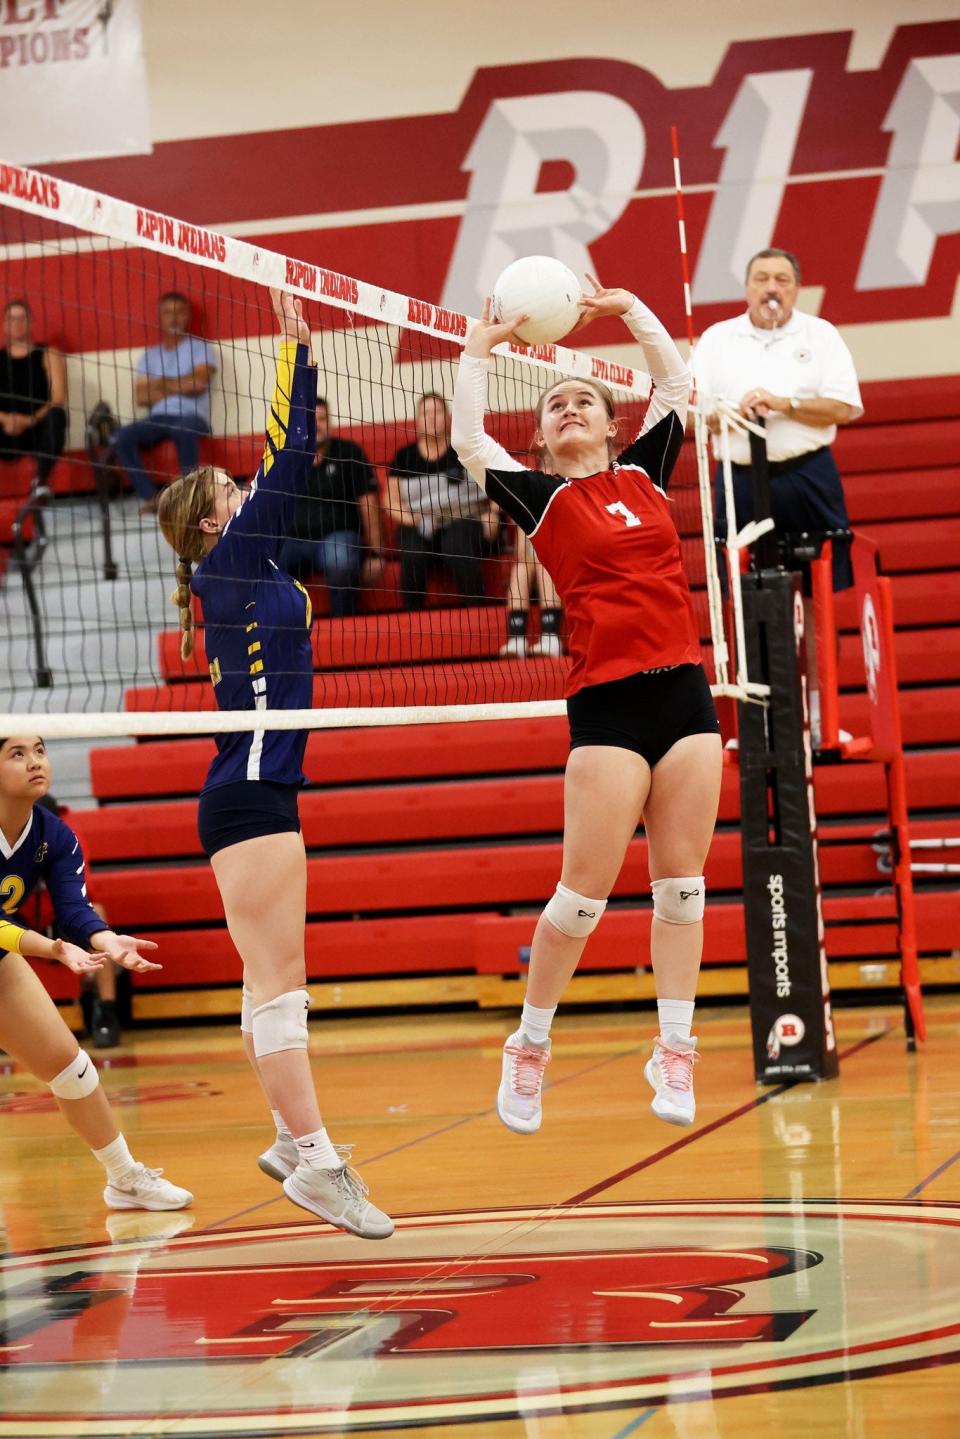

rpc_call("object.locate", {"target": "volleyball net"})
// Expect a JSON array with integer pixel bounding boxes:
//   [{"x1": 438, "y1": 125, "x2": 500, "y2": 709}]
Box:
[{"x1": 0, "y1": 161, "x2": 744, "y2": 740}]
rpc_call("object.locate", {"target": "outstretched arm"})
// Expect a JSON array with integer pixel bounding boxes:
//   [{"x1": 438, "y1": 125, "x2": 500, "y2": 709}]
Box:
[
  {"x1": 573, "y1": 276, "x2": 689, "y2": 491},
  {"x1": 218, "y1": 291, "x2": 318, "y2": 548},
  {"x1": 573, "y1": 275, "x2": 690, "y2": 432},
  {"x1": 451, "y1": 299, "x2": 529, "y2": 489},
  {"x1": 452, "y1": 300, "x2": 566, "y2": 537},
  {"x1": 0, "y1": 919, "x2": 102, "y2": 974}
]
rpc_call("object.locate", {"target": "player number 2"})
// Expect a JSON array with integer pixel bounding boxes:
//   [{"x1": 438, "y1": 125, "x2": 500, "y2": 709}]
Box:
[{"x1": 606, "y1": 500, "x2": 642, "y2": 529}]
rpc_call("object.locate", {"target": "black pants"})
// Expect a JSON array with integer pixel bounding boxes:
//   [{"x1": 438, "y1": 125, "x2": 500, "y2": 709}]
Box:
[
  {"x1": 715, "y1": 446, "x2": 853, "y2": 591},
  {"x1": 398, "y1": 519, "x2": 485, "y2": 609},
  {"x1": 0, "y1": 406, "x2": 67, "y2": 482}
]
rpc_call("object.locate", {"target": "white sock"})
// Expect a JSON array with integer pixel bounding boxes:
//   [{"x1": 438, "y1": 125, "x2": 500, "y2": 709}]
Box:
[
  {"x1": 519, "y1": 1000, "x2": 556, "y2": 1046},
  {"x1": 295, "y1": 1127, "x2": 342, "y2": 1171},
  {"x1": 657, "y1": 999, "x2": 695, "y2": 1043},
  {"x1": 92, "y1": 1133, "x2": 135, "y2": 1184},
  {"x1": 271, "y1": 1108, "x2": 292, "y2": 1141}
]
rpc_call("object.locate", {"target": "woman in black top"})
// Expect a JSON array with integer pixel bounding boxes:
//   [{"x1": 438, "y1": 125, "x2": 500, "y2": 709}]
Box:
[
  {"x1": 387, "y1": 392, "x2": 496, "y2": 608},
  {"x1": 0, "y1": 299, "x2": 67, "y2": 484}
]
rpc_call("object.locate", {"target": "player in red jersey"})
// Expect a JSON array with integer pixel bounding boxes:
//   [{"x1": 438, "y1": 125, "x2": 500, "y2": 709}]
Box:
[{"x1": 452, "y1": 279, "x2": 722, "y2": 1132}]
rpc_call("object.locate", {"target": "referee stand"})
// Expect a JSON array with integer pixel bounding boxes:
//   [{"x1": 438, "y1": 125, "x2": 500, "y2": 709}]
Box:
[{"x1": 731, "y1": 425, "x2": 924, "y2": 1084}]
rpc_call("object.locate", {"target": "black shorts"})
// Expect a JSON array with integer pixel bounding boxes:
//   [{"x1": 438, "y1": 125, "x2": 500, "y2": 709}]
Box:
[
  {"x1": 198, "y1": 780, "x2": 302, "y2": 858},
  {"x1": 567, "y1": 663, "x2": 720, "y2": 767}
]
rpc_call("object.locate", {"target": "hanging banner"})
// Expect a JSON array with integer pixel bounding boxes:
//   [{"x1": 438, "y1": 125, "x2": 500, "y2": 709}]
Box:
[{"x1": 0, "y1": 0, "x2": 151, "y2": 165}]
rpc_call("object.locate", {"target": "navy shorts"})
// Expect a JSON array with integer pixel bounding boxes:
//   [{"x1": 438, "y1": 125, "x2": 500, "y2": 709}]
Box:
[
  {"x1": 715, "y1": 445, "x2": 853, "y2": 591},
  {"x1": 198, "y1": 780, "x2": 302, "y2": 858},
  {"x1": 567, "y1": 663, "x2": 720, "y2": 767}
]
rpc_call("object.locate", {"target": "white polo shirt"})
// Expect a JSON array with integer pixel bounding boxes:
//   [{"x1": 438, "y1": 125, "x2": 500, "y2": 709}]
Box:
[{"x1": 692, "y1": 308, "x2": 864, "y2": 465}]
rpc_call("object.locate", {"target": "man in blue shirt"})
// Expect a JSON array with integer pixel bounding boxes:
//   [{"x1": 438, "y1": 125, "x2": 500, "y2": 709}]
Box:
[{"x1": 113, "y1": 292, "x2": 216, "y2": 513}]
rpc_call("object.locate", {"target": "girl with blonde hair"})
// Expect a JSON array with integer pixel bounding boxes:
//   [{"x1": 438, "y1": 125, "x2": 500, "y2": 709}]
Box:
[
  {"x1": 157, "y1": 290, "x2": 392, "y2": 1240},
  {"x1": 452, "y1": 278, "x2": 722, "y2": 1136}
]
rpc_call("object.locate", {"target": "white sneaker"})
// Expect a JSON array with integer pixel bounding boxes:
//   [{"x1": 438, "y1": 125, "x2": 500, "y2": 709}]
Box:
[
  {"x1": 104, "y1": 1163, "x2": 193, "y2": 1212},
  {"x1": 528, "y1": 634, "x2": 563, "y2": 658},
  {"x1": 497, "y1": 1030, "x2": 551, "y2": 1134},
  {"x1": 258, "y1": 1134, "x2": 299, "y2": 1182},
  {"x1": 644, "y1": 1033, "x2": 699, "y2": 1127},
  {"x1": 283, "y1": 1147, "x2": 394, "y2": 1240},
  {"x1": 500, "y1": 636, "x2": 527, "y2": 658}
]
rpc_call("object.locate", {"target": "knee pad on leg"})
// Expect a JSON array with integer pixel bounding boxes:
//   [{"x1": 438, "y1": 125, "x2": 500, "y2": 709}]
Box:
[
  {"x1": 252, "y1": 989, "x2": 309, "y2": 1057},
  {"x1": 543, "y1": 882, "x2": 607, "y2": 939},
  {"x1": 49, "y1": 1048, "x2": 100, "y2": 1100},
  {"x1": 651, "y1": 876, "x2": 706, "y2": 924},
  {"x1": 241, "y1": 984, "x2": 254, "y2": 1035}
]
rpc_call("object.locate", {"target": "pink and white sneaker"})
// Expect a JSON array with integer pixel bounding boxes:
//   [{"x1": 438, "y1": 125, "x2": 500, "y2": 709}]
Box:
[
  {"x1": 497, "y1": 1031, "x2": 551, "y2": 1134},
  {"x1": 644, "y1": 1033, "x2": 699, "y2": 1127}
]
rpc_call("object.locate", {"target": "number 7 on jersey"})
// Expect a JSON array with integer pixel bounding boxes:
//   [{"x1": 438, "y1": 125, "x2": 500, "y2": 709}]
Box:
[{"x1": 606, "y1": 500, "x2": 642, "y2": 529}]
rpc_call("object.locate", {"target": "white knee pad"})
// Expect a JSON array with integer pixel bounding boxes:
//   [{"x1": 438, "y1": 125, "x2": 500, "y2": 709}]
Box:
[
  {"x1": 241, "y1": 984, "x2": 254, "y2": 1035},
  {"x1": 651, "y1": 876, "x2": 706, "y2": 924},
  {"x1": 543, "y1": 881, "x2": 607, "y2": 939},
  {"x1": 49, "y1": 1049, "x2": 100, "y2": 1100},
  {"x1": 252, "y1": 989, "x2": 309, "y2": 1057}
]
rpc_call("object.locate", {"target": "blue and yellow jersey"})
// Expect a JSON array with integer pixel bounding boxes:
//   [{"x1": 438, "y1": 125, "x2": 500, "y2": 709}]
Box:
[
  {"x1": 192, "y1": 340, "x2": 318, "y2": 790},
  {"x1": 0, "y1": 806, "x2": 105, "y2": 956}
]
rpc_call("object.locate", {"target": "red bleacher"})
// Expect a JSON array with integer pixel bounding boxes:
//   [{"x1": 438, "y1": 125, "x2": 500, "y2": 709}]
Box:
[{"x1": 20, "y1": 372, "x2": 960, "y2": 1013}]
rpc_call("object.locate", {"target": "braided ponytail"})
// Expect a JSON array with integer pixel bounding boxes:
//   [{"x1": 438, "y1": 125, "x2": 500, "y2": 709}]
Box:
[
  {"x1": 156, "y1": 466, "x2": 221, "y2": 663},
  {"x1": 171, "y1": 557, "x2": 195, "y2": 660}
]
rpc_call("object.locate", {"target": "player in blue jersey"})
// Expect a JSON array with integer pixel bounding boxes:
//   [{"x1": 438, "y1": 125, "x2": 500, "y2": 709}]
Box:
[
  {"x1": 157, "y1": 290, "x2": 392, "y2": 1240},
  {"x1": 0, "y1": 735, "x2": 193, "y2": 1211}
]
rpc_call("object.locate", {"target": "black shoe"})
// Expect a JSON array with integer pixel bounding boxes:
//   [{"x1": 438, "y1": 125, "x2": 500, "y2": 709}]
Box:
[{"x1": 91, "y1": 999, "x2": 121, "y2": 1049}]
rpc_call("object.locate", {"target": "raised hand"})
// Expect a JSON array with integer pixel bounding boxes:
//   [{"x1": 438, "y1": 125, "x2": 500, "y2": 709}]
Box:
[
  {"x1": 464, "y1": 297, "x2": 531, "y2": 358},
  {"x1": 94, "y1": 932, "x2": 163, "y2": 974},
  {"x1": 51, "y1": 939, "x2": 104, "y2": 975},
  {"x1": 568, "y1": 273, "x2": 635, "y2": 333},
  {"x1": 270, "y1": 288, "x2": 312, "y2": 347}
]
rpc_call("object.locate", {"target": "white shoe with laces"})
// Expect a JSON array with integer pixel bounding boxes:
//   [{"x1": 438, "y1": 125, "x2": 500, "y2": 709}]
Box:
[
  {"x1": 497, "y1": 1030, "x2": 551, "y2": 1134},
  {"x1": 258, "y1": 1134, "x2": 299, "y2": 1182},
  {"x1": 500, "y1": 636, "x2": 527, "y2": 658},
  {"x1": 644, "y1": 1033, "x2": 699, "y2": 1127},
  {"x1": 283, "y1": 1146, "x2": 394, "y2": 1239},
  {"x1": 104, "y1": 1163, "x2": 193, "y2": 1211}
]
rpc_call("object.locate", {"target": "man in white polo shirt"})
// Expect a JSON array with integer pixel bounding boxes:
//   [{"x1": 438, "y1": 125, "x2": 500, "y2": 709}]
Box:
[{"x1": 693, "y1": 248, "x2": 863, "y2": 742}]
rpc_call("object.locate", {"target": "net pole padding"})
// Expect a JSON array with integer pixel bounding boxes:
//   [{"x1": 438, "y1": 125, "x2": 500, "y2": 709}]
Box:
[
  {"x1": 810, "y1": 541, "x2": 841, "y2": 750},
  {"x1": 0, "y1": 159, "x2": 651, "y2": 399}
]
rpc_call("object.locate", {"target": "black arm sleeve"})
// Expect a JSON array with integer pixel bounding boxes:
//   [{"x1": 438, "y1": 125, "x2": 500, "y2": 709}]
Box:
[
  {"x1": 616, "y1": 409, "x2": 685, "y2": 492},
  {"x1": 485, "y1": 467, "x2": 567, "y2": 536}
]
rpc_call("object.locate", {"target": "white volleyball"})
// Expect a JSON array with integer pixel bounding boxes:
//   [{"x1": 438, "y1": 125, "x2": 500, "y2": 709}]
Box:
[{"x1": 492, "y1": 255, "x2": 583, "y2": 346}]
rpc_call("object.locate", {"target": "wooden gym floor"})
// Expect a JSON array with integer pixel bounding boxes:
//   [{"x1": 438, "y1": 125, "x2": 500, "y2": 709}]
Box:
[{"x1": 2, "y1": 996, "x2": 959, "y2": 1437}]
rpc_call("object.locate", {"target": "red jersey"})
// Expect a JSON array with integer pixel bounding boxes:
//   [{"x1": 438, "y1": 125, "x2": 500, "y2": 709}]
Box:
[{"x1": 485, "y1": 412, "x2": 701, "y2": 695}]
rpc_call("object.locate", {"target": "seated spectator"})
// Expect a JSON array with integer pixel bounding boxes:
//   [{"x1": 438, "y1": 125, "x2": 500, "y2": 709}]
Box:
[
  {"x1": 387, "y1": 392, "x2": 494, "y2": 609},
  {"x1": 502, "y1": 528, "x2": 564, "y2": 657},
  {"x1": 0, "y1": 298, "x2": 68, "y2": 486},
  {"x1": 113, "y1": 292, "x2": 216, "y2": 514},
  {"x1": 278, "y1": 398, "x2": 384, "y2": 617}
]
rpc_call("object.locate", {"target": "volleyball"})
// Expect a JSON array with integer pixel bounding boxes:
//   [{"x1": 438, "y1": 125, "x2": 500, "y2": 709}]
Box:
[{"x1": 491, "y1": 255, "x2": 583, "y2": 346}]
